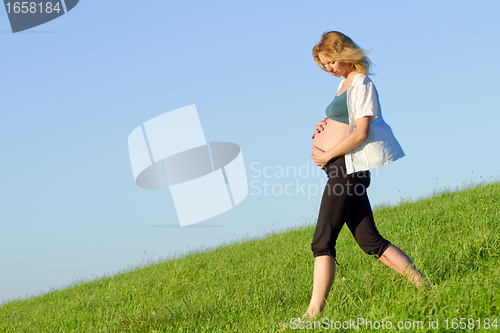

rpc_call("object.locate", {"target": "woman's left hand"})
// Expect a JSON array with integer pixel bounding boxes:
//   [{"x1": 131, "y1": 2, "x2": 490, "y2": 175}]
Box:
[{"x1": 311, "y1": 147, "x2": 331, "y2": 169}]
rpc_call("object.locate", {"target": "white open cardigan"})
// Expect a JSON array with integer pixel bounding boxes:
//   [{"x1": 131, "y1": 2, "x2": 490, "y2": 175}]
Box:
[{"x1": 339, "y1": 73, "x2": 405, "y2": 175}]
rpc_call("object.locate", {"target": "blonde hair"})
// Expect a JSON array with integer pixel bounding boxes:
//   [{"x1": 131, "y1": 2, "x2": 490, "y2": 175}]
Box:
[{"x1": 312, "y1": 31, "x2": 372, "y2": 76}]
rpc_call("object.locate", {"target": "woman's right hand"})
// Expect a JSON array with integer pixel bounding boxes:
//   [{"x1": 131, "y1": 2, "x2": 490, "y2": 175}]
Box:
[{"x1": 311, "y1": 118, "x2": 328, "y2": 139}]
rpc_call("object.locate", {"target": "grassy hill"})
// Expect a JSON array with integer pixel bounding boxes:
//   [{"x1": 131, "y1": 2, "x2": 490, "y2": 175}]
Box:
[{"x1": 1, "y1": 182, "x2": 499, "y2": 332}]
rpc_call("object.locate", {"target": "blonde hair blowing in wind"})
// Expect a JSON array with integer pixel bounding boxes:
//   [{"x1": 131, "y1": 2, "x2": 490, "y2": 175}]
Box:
[{"x1": 313, "y1": 31, "x2": 372, "y2": 76}]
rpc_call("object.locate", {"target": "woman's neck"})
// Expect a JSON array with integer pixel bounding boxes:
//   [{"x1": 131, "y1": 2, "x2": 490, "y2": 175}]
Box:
[{"x1": 343, "y1": 68, "x2": 358, "y2": 80}]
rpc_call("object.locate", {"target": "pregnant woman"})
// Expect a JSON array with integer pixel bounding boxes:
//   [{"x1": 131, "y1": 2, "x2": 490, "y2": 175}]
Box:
[{"x1": 305, "y1": 31, "x2": 426, "y2": 319}]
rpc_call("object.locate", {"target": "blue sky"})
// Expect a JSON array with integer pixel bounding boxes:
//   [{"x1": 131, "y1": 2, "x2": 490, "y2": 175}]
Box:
[{"x1": 1, "y1": 0, "x2": 499, "y2": 304}]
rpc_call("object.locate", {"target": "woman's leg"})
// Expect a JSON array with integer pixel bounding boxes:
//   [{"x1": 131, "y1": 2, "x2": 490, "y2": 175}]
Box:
[
  {"x1": 307, "y1": 157, "x2": 357, "y2": 318},
  {"x1": 379, "y1": 245, "x2": 426, "y2": 287},
  {"x1": 342, "y1": 173, "x2": 426, "y2": 288},
  {"x1": 303, "y1": 255, "x2": 336, "y2": 318}
]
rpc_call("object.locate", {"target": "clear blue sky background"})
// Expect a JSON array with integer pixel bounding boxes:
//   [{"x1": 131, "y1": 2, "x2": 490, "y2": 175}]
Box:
[{"x1": 1, "y1": 0, "x2": 499, "y2": 304}]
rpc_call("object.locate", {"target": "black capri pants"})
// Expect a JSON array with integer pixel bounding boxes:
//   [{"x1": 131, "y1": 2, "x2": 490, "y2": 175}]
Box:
[{"x1": 311, "y1": 155, "x2": 391, "y2": 259}]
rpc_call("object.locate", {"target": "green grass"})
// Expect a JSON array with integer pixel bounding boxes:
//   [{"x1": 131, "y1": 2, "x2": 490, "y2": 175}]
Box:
[{"x1": 1, "y1": 182, "x2": 499, "y2": 332}]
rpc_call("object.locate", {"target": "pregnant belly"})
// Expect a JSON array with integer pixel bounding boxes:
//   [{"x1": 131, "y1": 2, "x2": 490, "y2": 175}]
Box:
[{"x1": 312, "y1": 119, "x2": 349, "y2": 152}]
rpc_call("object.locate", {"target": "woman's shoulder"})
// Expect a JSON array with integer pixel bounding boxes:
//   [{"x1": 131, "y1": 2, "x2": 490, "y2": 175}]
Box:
[
  {"x1": 350, "y1": 73, "x2": 377, "y2": 95},
  {"x1": 353, "y1": 73, "x2": 374, "y2": 86}
]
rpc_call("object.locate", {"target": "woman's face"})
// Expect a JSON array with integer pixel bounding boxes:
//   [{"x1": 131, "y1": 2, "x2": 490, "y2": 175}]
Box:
[{"x1": 318, "y1": 53, "x2": 351, "y2": 78}]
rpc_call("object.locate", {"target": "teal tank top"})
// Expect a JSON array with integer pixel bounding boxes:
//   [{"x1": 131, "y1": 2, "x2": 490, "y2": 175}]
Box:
[{"x1": 325, "y1": 90, "x2": 349, "y2": 124}]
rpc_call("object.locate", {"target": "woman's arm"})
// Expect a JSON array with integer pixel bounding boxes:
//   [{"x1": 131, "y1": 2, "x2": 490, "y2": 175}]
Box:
[{"x1": 311, "y1": 116, "x2": 371, "y2": 168}]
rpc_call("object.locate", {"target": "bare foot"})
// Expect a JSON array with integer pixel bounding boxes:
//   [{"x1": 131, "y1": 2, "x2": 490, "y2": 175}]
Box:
[
  {"x1": 415, "y1": 275, "x2": 432, "y2": 290},
  {"x1": 302, "y1": 306, "x2": 322, "y2": 319}
]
